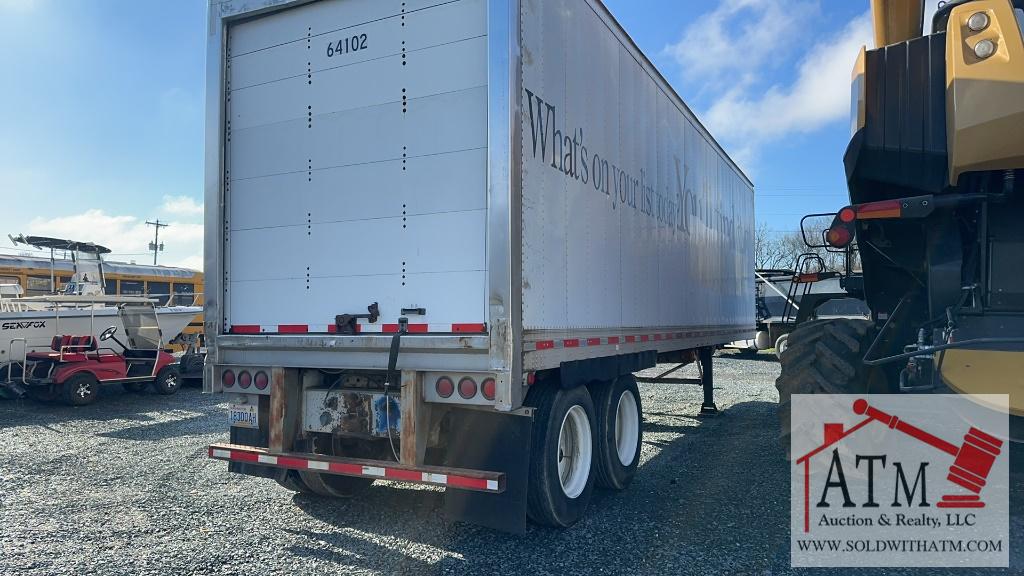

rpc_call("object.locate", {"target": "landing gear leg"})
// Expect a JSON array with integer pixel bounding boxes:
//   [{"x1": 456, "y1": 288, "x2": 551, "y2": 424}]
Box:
[{"x1": 698, "y1": 346, "x2": 718, "y2": 416}]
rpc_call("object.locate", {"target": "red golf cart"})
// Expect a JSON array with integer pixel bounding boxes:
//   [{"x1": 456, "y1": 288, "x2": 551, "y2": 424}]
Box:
[{"x1": 10, "y1": 302, "x2": 180, "y2": 405}]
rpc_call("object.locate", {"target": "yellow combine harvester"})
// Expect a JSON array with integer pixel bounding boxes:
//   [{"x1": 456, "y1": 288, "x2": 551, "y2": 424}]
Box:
[{"x1": 777, "y1": 0, "x2": 1024, "y2": 444}]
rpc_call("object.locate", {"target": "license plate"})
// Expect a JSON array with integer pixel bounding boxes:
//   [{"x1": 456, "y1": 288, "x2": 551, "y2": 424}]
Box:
[{"x1": 229, "y1": 403, "x2": 259, "y2": 428}]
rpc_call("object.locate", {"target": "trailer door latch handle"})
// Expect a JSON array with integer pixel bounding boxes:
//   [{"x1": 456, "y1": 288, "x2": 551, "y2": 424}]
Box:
[{"x1": 335, "y1": 302, "x2": 380, "y2": 335}]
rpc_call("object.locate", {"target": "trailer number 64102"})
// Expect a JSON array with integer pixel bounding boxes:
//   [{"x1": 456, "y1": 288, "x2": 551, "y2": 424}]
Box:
[{"x1": 326, "y1": 34, "x2": 367, "y2": 57}]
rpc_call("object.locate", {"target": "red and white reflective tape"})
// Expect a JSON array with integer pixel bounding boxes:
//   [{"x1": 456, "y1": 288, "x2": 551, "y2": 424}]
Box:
[
  {"x1": 208, "y1": 445, "x2": 502, "y2": 493},
  {"x1": 354, "y1": 323, "x2": 487, "y2": 334},
  {"x1": 228, "y1": 323, "x2": 487, "y2": 335},
  {"x1": 524, "y1": 327, "x2": 742, "y2": 352}
]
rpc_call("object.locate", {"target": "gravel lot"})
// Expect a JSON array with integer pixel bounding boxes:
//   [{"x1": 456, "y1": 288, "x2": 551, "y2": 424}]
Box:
[{"x1": 1, "y1": 352, "x2": 1021, "y2": 575}]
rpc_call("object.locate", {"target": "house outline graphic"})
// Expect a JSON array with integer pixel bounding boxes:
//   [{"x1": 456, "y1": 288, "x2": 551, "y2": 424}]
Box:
[{"x1": 794, "y1": 398, "x2": 1003, "y2": 533}]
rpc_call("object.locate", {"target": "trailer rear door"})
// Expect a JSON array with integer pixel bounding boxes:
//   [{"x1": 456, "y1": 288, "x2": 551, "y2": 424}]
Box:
[{"x1": 223, "y1": 0, "x2": 488, "y2": 334}]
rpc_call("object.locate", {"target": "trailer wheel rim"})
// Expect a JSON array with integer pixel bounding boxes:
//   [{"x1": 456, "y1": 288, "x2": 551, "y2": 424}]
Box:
[
  {"x1": 614, "y1": 390, "x2": 639, "y2": 466},
  {"x1": 164, "y1": 373, "x2": 178, "y2": 390},
  {"x1": 557, "y1": 404, "x2": 592, "y2": 499}
]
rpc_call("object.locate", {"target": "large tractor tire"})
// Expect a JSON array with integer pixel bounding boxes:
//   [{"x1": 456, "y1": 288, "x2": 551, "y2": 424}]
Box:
[{"x1": 775, "y1": 318, "x2": 888, "y2": 458}]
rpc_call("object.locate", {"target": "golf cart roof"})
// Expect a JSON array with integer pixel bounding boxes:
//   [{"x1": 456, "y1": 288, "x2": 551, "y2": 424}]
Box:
[{"x1": 9, "y1": 234, "x2": 112, "y2": 255}]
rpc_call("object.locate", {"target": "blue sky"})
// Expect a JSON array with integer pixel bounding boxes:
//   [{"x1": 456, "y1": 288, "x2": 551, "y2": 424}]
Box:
[{"x1": 0, "y1": 0, "x2": 941, "y2": 268}]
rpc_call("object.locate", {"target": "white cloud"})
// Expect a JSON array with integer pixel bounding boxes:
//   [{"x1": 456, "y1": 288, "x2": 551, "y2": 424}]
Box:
[
  {"x1": 23, "y1": 209, "x2": 203, "y2": 270},
  {"x1": 161, "y1": 195, "x2": 204, "y2": 216},
  {"x1": 664, "y1": 1, "x2": 873, "y2": 169},
  {"x1": 665, "y1": 0, "x2": 818, "y2": 93},
  {"x1": 703, "y1": 12, "x2": 872, "y2": 150}
]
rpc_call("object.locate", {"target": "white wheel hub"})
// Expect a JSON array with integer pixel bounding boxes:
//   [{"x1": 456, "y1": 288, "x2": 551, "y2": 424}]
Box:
[
  {"x1": 557, "y1": 404, "x2": 592, "y2": 499},
  {"x1": 776, "y1": 334, "x2": 789, "y2": 356},
  {"x1": 614, "y1": 390, "x2": 639, "y2": 466}
]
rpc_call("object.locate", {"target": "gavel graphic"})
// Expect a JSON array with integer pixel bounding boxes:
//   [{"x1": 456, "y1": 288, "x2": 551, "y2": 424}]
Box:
[{"x1": 852, "y1": 398, "x2": 1003, "y2": 508}]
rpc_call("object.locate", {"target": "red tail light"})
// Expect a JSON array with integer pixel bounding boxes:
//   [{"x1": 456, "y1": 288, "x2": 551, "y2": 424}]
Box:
[
  {"x1": 481, "y1": 378, "x2": 496, "y2": 401},
  {"x1": 458, "y1": 377, "x2": 477, "y2": 399},
  {"x1": 826, "y1": 226, "x2": 853, "y2": 248},
  {"x1": 222, "y1": 369, "x2": 235, "y2": 388},
  {"x1": 435, "y1": 376, "x2": 454, "y2": 398},
  {"x1": 238, "y1": 370, "x2": 252, "y2": 389},
  {"x1": 254, "y1": 371, "x2": 269, "y2": 390},
  {"x1": 838, "y1": 207, "x2": 856, "y2": 223}
]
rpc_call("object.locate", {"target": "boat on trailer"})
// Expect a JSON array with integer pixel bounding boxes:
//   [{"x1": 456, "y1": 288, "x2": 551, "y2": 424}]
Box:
[{"x1": 0, "y1": 235, "x2": 201, "y2": 375}]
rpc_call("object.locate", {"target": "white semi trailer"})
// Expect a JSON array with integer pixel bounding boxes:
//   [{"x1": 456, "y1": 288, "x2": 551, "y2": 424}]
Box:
[{"x1": 204, "y1": 0, "x2": 754, "y2": 531}]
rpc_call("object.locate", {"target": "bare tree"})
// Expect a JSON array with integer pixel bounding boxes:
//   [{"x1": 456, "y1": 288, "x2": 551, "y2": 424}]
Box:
[
  {"x1": 754, "y1": 222, "x2": 791, "y2": 270},
  {"x1": 755, "y1": 219, "x2": 860, "y2": 273}
]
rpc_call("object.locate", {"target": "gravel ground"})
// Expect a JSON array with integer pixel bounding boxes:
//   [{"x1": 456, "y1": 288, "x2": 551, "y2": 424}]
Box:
[{"x1": 1, "y1": 352, "x2": 1021, "y2": 575}]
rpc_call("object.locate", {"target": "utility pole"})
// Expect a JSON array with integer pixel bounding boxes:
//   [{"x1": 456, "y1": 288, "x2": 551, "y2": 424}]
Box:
[{"x1": 146, "y1": 219, "x2": 169, "y2": 265}]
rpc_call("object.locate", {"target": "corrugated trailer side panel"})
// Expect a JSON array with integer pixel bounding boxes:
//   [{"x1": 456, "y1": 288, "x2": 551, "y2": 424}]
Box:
[{"x1": 518, "y1": 0, "x2": 754, "y2": 367}]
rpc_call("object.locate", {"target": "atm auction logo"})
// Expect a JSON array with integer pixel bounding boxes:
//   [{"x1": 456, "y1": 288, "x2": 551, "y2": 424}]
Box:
[{"x1": 790, "y1": 394, "x2": 1009, "y2": 568}]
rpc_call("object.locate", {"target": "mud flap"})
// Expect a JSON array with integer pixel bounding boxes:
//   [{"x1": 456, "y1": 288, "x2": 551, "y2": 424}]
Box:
[{"x1": 443, "y1": 408, "x2": 533, "y2": 534}]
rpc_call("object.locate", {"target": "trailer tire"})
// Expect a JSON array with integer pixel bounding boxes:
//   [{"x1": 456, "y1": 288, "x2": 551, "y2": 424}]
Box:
[
  {"x1": 775, "y1": 318, "x2": 886, "y2": 458},
  {"x1": 182, "y1": 353, "x2": 204, "y2": 374},
  {"x1": 292, "y1": 436, "x2": 373, "y2": 498},
  {"x1": 63, "y1": 373, "x2": 99, "y2": 406},
  {"x1": 274, "y1": 469, "x2": 315, "y2": 494},
  {"x1": 525, "y1": 383, "x2": 596, "y2": 527},
  {"x1": 180, "y1": 353, "x2": 205, "y2": 383},
  {"x1": 591, "y1": 375, "x2": 642, "y2": 490},
  {"x1": 151, "y1": 367, "x2": 180, "y2": 395},
  {"x1": 296, "y1": 470, "x2": 372, "y2": 498}
]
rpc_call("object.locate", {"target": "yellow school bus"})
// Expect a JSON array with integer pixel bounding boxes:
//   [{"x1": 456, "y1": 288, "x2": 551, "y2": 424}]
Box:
[{"x1": 0, "y1": 254, "x2": 204, "y2": 347}]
